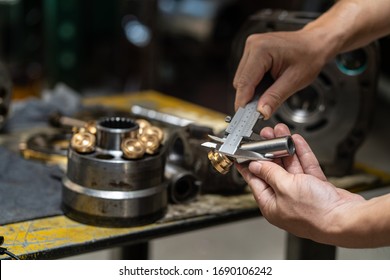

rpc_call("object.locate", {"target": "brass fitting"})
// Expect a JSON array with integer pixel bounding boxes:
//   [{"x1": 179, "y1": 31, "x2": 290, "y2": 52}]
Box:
[
  {"x1": 84, "y1": 120, "x2": 97, "y2": 135},
  {"x1": 136, "y1": 119, "x2": 151, "y2": 135},
  {"x1": 69, "y1": 117, "x2": 165, "y2": 159},
  {"x1": 138, "y1": 133, "x2": 160, "y2": 155},
  {"x1": 121, "y1": 138, "x2": 145, "y2": 159},
  {"x1": 142, "y1": 126, "x2": 164, "y2": 143},
  {"x1": 207, "y1": 150, "x2": 233, "y2": 174},
  {"x1": 71, "y1": 131, "x2": 96, "y2": 153}
]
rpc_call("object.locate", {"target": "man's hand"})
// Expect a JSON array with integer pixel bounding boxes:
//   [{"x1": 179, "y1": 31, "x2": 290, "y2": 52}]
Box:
[
  {"x1": 233, "y1": 30, "x2": 326, "y2": 119},
  {"x1": 236, "y1": 123, "x2": 366, "y2": 246}
]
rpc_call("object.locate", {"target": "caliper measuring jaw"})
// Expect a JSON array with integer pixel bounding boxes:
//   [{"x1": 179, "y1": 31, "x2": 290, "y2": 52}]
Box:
[{"x1": 201, "y1": 75, "x2": 295, "y2": 174}]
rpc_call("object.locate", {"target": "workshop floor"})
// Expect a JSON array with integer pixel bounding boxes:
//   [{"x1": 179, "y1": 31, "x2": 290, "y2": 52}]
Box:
[{"x1": 64, "y1": 88, "x2": 390, "y2": 260}]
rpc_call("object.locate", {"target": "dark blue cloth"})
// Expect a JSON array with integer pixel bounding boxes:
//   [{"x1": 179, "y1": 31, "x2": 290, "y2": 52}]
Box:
[
  {"x1": 0, "y1": 84, "x2": 78, "y2": 225},
  {"x1": 0, "y1": 147, "x2": 64, "y2": 225}
]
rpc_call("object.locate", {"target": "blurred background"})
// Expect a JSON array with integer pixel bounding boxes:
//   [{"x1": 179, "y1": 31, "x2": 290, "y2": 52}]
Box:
[
  {"x1": 0, "y1": 0, "x2": 345, "y2": 110},
  {"x1": 1, "y1": 0, "x2": 389, "y2": 111}
]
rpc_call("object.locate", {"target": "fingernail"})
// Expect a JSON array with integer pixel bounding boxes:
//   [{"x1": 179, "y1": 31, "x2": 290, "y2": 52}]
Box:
[{"x1": 259, "y1": 104, "x2": 271, "y2": 120}]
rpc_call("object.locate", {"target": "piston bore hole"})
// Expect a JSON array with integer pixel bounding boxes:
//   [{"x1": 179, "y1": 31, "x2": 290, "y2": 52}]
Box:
[
  {"x1": 99, "y1": 117, "x2": 137, "y2": 129},
  {"x1": 287, "y1": 136, "x2": 296, "y2": 155},
  {"x1": 95, "y1": 154, "x2": 115, "y2": 160},
  {"x1": 172, "y1": 176, "x2": 198, "y2": 202}
]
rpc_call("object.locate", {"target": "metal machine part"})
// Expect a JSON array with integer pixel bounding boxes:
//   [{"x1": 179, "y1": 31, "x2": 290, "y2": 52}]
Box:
[
  {"x1": 0, "y1": 61, "x2": 12, "y2": 131},
  {"x1": 201, "y1": 80, "x2": 295, "y2": 174},
  {"x1": 164, "y1": 130, "x2": 201, "y2": 203},
  {"x1": 19, "y1": 131, "x2": 70, "y2": 166},
  {"x1": 214, "y1": 73, "x2": 274, "y2": 156},
  {"x1": 207, "y1": 150, "x2": 233, "y2": 175},
  {"x1": 62, "y1": 116, "x2": 168, "y2": 227},
  {"x1": 203, "y1": 136, "x2": 295, "y2": 174},
  {"x1": 49, "y1": 112, "x2": 88, "y2": 129},
  {"x1": 165, "y1": 163, "x2": 200, "y2": 204},
  {"x1": 240, "y1": 136, "x2": 295, "y2": 158},
  {"x1": 165, "y1": 127, "x2": 247, "y2": 195},
  {"x1": 232, "y1": 9, "x2": 380, "y2": 176},
  {"x1": 131, "y1": 105, "x2": 193, "y2": 127},
  {"x1": 21, "y1": 105, "x2": 247, "y2": 197},
  {"x1": 189, "y1": 138, "x2": 247, "y2": 194}
]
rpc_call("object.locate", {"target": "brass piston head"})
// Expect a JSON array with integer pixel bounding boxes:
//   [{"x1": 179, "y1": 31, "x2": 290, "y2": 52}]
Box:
[
  {"x1": 136, "y1": 119, "x2": 151, "y2": 135},
  {"x1": 207, "y1": 150, "x2": 233, "y2": 174},
  {"x1": 70, "y1": 131, "x2": 96, "y2": 153},
  {"x1": 142, "y1": 126, "x2": 164, "y2": 143},
  {"x1": 84, "y1": 120, "x2": 97, "y2": 134},
  {"x1": 121, "y1": 138, "x2": 145, "y2": 159},
  {"x1": 138, "y1": 133, "x2": 160, "y2": 154}
]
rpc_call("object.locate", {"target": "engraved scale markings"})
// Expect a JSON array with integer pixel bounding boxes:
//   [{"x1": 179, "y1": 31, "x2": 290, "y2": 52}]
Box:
[{"x1": 220, "y1": 97, "x2": 261, "y2": 155}]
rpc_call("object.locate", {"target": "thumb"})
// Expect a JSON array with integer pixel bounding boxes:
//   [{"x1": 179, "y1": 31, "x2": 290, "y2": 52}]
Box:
[
  {"x1": 257, "y1": 72, "x2": 302, "y2": 119},
  {"x1": 257, "y1": 82, "x2": 293, "y2": 120},
  {"x1": 248, "y1": 161, "x2": 291, "y2": 194}
]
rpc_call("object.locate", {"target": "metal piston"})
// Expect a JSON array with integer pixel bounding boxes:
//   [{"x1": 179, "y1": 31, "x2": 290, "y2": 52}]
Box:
[{"x1": 62, "y1": 117, "x2": 168, "y2": 227}]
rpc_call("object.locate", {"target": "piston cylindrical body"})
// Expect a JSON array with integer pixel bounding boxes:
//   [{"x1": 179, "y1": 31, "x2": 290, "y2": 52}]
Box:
[
  {"x1": 62, "y1": 117, "x2": 168, "y2": 227},
  {"x1": 240, "y1": 136, "x2": 295, "y2": 158}
]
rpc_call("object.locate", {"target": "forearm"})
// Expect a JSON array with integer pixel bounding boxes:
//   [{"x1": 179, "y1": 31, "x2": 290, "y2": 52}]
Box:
[
  {"x1": 328, "y1": 193, "x2": 390, "y2": 248},
  {"x1": 303, "y1": 0, "x2": 390, "y2": 60}
]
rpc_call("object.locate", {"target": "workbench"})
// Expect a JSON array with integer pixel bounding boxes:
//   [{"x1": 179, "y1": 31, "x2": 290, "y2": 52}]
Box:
[
  {"x1": 1, "y1": 166, "x2": 389, "y2": 260},
  {"x1": 0, "y1": 91, "x2": 259, "y2": 260},
  {"x1": 0, "y1": 192, "x2": 260, "y2": 259},
  {"x1": 1, "y1": 91, "x2": 390, "y2": 260}
]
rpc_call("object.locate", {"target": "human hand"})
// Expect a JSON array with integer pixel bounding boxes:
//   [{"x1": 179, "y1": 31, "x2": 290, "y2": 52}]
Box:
[
  {"x1": 236, "y1": 123, "x2": 365, "y2": 246},
  {"x1": 233, "y1": 30, "x2": 328, "y2": 119}
]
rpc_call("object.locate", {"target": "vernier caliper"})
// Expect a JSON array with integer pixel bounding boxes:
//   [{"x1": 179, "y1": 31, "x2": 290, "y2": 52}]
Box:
[{"x1": 201, "y1": 75, "x2": 295, "y2": 173}]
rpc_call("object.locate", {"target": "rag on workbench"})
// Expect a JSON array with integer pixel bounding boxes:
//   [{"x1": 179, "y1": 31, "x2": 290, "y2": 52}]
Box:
[{"x1": 0, "y1": 84, "x2": 80, "y2": 225}]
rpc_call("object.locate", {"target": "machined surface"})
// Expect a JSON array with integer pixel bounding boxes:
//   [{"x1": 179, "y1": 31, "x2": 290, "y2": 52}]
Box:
[{"x1": 62, "y1": 116, "x2": 168, "y2": 227}]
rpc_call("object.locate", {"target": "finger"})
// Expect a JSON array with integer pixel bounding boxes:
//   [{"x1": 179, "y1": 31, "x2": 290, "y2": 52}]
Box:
[
  {"x1": 236, "y1": 163, "x2": 275, "y2": 209},
  {"x1": 233, "y1": 46, "x2": 254, "y2": 111},
  {"x1": 234, "y1": 52, "x2": 266, "y2": 111},
  {"x1": 292, "y1": 134, "x2": 327, "y2": 181},
  {"x1": 248, "y1": 160, "x2": 291, "y2": 195},
  {"x1": 257, "y1": 69, "x2": 302, "y2": 119},
  {"x1": 233, "y1": 43, "x2": 250, "y2": 91},
  {"x1": 234, "y1": 36, "x2": 272, "y2": 111},
  {"x1": 259, "y1": 126, "x2": 274, "y2": 139},
  {"x1": 273, "y1": 123, "x2": 303, "y2": 174}
]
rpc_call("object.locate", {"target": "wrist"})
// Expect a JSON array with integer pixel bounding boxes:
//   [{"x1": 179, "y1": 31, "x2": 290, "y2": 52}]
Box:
[
  {"x1": 298, "y1": 25, "x2": 341, "y2": 65},
  {"x1": 320, "y1": 194, "x2": 368, "y2": 248},
  {"x1": 324, "y1": 194, "x2": 390, "y2": 248}
]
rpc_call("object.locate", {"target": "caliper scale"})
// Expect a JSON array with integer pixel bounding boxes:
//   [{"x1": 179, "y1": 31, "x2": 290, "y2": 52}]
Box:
[
  {"x1": 201, "y1": 74, "x2": 296, "y2": 174},
  {"x1": 220, "y1": 96, "x2": 262, "y2": 155}
]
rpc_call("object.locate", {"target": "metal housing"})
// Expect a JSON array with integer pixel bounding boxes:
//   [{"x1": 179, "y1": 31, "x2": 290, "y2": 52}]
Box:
[{"x1": 62, "y1": 117, "x2": 168, "y2": 227}]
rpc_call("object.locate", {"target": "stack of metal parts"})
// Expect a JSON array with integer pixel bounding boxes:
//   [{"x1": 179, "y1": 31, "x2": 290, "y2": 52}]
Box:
[
  {"x1": 62, "y1": 116, "x2": 168, "y2": 227},
  {"x1": 20, "y1": 105, "x2": 249, "y2": 227},
  {"x1": 131, "y1": 105, "x2": 248, "y2": 195}
]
